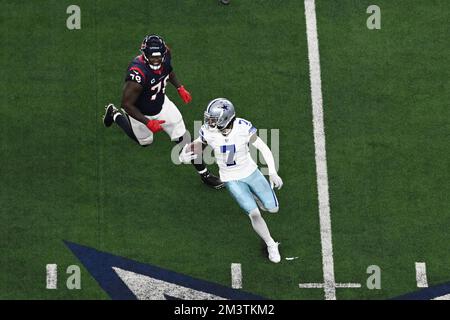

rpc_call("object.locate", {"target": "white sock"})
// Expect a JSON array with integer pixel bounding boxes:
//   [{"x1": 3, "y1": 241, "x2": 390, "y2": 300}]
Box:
[{"x1": 248, "y1": 209, "x2": 276, "y2": 246}]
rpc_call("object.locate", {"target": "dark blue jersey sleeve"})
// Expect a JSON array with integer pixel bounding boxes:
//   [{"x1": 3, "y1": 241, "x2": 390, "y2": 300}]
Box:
[{"x1": 125, "y1": 64, "x2": 147, "y2": 86}]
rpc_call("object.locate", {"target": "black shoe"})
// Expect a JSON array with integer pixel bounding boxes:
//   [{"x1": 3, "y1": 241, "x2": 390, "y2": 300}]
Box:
[
  {"x1": 200, "y1": 171, "x2": 224, "y2": 190},
  {"x1": 103, "y1": 103, "x2": 118, "y2": 127}
]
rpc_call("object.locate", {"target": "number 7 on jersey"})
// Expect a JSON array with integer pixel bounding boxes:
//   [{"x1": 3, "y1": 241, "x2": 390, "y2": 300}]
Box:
[{"x1": 220, "y1": 145, "x2": 236, "y2": 166}]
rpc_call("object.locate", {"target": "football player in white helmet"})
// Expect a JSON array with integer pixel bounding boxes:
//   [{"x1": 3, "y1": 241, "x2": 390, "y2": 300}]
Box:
[{"x1": 179, "y1": 98, "x2": 283, "y2": 263}]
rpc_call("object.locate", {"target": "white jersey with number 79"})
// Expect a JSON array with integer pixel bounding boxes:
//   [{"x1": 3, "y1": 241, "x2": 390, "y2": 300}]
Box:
[{"x1": 199, "y1": 118, "x2": 258, "y2": 182}]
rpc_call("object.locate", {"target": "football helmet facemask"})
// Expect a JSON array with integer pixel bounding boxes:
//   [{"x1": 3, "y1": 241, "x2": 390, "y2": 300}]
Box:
[{"x1": 140, "y1": 34, "x2": 167, "y2": 70}]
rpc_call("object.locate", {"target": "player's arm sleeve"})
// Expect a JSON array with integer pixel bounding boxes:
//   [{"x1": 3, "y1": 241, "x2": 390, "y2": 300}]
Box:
[
  {"x1": 248, "y1": 124, "x2": 257, "y2": 136},
  {"x1": 240, "y1": 119, "x2": 257, "y2": 138},
  {"x1": 251, "y1": 135, "x2": 277, "y2": 175},
  {"x1": 125, "y1": 66, "x2": 146, "y2": 85}
]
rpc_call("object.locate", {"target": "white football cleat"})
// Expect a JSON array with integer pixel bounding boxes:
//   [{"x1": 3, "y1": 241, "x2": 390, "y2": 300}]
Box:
[{"x1": 267, "y1": 242, "x2": 281, "y2": 263}]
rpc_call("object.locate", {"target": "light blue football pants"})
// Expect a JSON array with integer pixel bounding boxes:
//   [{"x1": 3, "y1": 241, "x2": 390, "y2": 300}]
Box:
[{"x1": 225, "y1": 169, "x2": 279, "y2": 214}]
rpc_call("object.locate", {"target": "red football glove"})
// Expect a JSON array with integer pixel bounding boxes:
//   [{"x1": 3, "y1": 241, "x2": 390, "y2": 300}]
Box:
[
  {"x1": 146, "y1": 119, "x2": 165, "y2": 133},
  {"x1": 177, "y1": 85, "x2": 192, "y2": 104}
]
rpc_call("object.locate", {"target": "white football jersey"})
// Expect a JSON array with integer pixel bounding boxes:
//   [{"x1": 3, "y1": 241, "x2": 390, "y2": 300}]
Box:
[{"x1": 200, "y1": 118, "x2": 258, "y2": 182}]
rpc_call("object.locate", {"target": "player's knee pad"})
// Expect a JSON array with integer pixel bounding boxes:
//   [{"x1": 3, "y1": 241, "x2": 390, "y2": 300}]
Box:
[{"x1": 138, "y1": 136, "x2": 154, "y2": 146}]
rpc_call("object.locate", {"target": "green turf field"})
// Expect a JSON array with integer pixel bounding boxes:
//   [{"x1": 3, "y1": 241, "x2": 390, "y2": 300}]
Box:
[{"x1": 1, "y1": 0, "x2": 449, "y2": 300}]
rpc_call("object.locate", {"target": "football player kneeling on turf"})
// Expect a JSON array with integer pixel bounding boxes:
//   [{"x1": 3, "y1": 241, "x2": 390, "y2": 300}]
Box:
[
  {"x1": 102, "y1": 34, "x2": 223, "y2": 190},
  {"x1": 179, "y1": 98, "x2": 283, "y2": 263}
]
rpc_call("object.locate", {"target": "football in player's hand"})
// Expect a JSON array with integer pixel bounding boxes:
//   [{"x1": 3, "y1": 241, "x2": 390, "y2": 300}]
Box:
[{"x1": 186, "y1": 141, "x2": 203, "y2": 155}]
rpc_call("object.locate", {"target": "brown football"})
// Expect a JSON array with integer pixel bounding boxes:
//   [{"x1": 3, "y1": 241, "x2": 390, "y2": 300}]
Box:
[{"x1": 186, "y1": 141, "x2": 203, "y2": 155}]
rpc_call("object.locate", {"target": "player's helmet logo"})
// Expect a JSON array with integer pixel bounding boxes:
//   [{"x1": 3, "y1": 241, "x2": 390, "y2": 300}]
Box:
[
  {"x1": 204, "y1": 98, "x2": 236, "y2": 131},
  {"x1": 140, "y1": 34, "x2": 167, "y2": 70}
]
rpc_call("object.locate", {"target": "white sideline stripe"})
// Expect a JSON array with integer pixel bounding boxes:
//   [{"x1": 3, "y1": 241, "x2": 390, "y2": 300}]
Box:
[
  {"x1": 46, "y1": 264, "x2": 57, "y2": 289},
  {"x1": 415, "y1": 262, "x2": 428, "y2": 288},
  {"x1": 231, "y1": 263, "x2": 242, "y2": 289},
  {"x1": 299, "y1": 283, "x2": 361, "y2": 289},
  {"x1": 304, "y1": 0, "x2": 336, "y2": 300},
  {"x1": 433, "y1": 294, "x2": 450, "y2": 300}
]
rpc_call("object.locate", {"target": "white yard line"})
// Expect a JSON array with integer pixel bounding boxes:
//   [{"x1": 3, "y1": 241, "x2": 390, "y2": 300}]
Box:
[
  {"x1": 415, "y1": 262, "x2": 429, "y2": 288},
  {"x1": 231, "y1": 263, "x2": 242, "y2": 289},
  {"x1": 304, "y1": 0, "x2": 336, "y2": 300}
]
